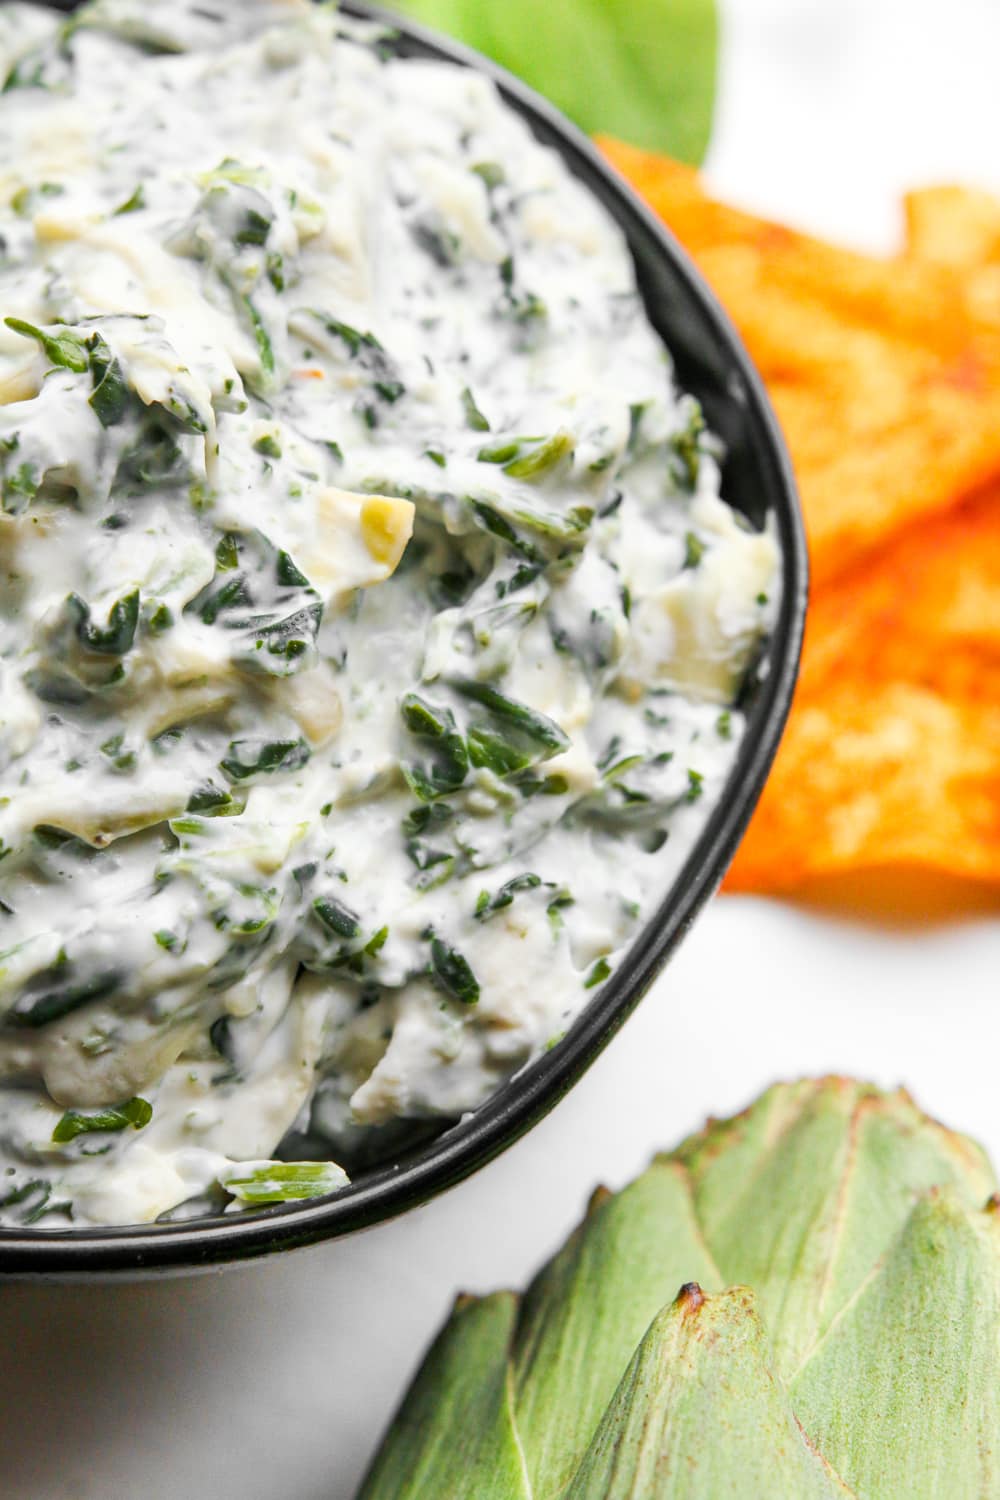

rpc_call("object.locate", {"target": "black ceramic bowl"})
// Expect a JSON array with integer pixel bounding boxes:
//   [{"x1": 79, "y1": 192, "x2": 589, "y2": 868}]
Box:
[{"x1": 1, "y1": 0, "x2": 807, "y2": 1276}]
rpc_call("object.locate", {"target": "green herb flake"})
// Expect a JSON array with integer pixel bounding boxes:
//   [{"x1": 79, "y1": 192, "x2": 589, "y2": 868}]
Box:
[
  {"x1": 503, "y1": 430, "x2": 574, "y2": 481},
  {"x1": 471, "y1": 160, "x2": 506, "y2": 189},
  {"x1": 428, "y1": 933, "x2": 480, "y2": 1005},
  {"x1": 474, "y1": 873, "x2": 542, "y2": 921},
  {"x1": 584, "y1": 957, "x2": 612, "y2": 989},
  {"x1": 221, "y1": 1160, "x2": 348, "y2": 1205},
  {"x1": 683, "y1": 531, "x2": 704, "y2": 569},
  {"x1": 461, "y1": 386, "x2": 490, "y2": 432},
  {"x1": 314, "y1": 895, "x2": 362, "y2": 941},
  {"x1": 87, "y1": 334, "x2": 129, "y2": 427},
  {"x1": 220, "y1": 737, "x2": 311, "y2": 782},
  {"x1": 365, "y1": 925, "x2": 389, "y2": 957},
  {"x1": 66, "y1": 589, "x2": 140, "y2": 656},
  {"x1": 52, "y1": 1096, "x2": 152, "y2": 1145},
  {"x1": 113, "y1": 184, "x2": 146, "y2": 216},
  {"x1": 4, "y1": 315, "x2": 89, "y2": 372}
]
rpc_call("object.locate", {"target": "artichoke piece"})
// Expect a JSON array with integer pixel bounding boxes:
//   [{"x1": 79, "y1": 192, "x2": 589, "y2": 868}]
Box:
[
  {"x1": 566, "y1": 1286, "x2": 851, "y2": 1500},
  {"x1": 510, "y1": 1167, "x2": 721, "y2": 1499},
  {"x1": 790, "y1": 1190, "x2": 1000, "y2": 1499},
  {"x1": 359, "y1": 1078, "x2": 1000, "y2": 1500},
  {"x1": 359, "y1": 1292, "x2": 530, "y2": 1500},
  {"x1": 297, "y1": 488, "x2": 414, "y2": 599},
  {"x1": 668, "y1": 1075, "x2": 996, "y2": 1379}
]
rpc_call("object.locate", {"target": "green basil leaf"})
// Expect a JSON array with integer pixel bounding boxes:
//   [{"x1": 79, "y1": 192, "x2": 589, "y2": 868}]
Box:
[{"x1": 391, "y1": 0, "x2": 718, "y2": 164}]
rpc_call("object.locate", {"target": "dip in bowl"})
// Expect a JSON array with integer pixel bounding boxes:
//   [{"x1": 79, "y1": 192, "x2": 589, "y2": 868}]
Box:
[{"x1": 0, "y1": 0, "x2": 805, "y2": 1272}]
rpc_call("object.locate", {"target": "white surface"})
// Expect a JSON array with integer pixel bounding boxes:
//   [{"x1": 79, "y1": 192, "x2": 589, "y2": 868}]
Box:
[
  {"x1": 3, "y1": 5, "x2": 1000, "y2": 1497},
  {"x1": 711, "y1": 0, "x2": 1000, "y2": 249}
]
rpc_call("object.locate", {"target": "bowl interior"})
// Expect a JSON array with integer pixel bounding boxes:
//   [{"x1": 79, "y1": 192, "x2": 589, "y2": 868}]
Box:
[{"x1": 0, "y1": 0, "x2": 806, "y2": 1274}]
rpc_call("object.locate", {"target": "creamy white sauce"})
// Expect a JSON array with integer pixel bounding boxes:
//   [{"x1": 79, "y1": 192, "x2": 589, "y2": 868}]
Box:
[{"x1": 0, "y1": 0, "x2": 778, "y2": 1227}]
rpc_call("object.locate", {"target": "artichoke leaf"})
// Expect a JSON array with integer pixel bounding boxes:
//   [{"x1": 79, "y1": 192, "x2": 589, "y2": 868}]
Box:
[
  {"x1": 357, "y1": 1290, "x2": 531, "y2": 1500},
  {"x1": 790, "y1": 1190, "x2": 1000, "y2": 1500},
  {"x1": 363, "y1": 1080, "x2": 1000, "y2": 1497},
  {"x1": 511, "y1": 1162, "x2": 722, "y2": 1500},
  {"x1": 670, "y1": 1077, "x2": 996, "y2": 1380},
  {"x1": 565, "y1": 1284, "x2": 855, "y2": 1500}
]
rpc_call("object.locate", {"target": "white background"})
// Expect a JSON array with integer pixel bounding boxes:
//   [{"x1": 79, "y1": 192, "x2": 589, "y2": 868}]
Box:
[{"x1": 3, "y1": 4, "x2": 1000, "y2": 1496}]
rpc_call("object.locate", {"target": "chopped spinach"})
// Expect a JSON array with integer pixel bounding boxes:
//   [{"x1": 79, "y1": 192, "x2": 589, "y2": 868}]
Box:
[
  {"x1": 399, "y1": 692, "x2": 469, "y2": 800},
  {"x1": 52, "y1": 1096, "x2": 152, "y2": 1144},
  {"x1": 584, "y1": 957, "x2": 612, "y2": 989},
  {"x1": 313, "y1": 895, "x2": 362, "y2": 941},
  {"x1": 474, "y1": 872, "x2": 541, "y2": 921},
  {"x1": 683, "y1": 531, "x2": 704, "y2": 569},
  {"x1": 65, "y1": 589, "x2": 140, "y2": 656},
  {"x1": 7, "y1": 965, "x2": 124, "y2": 1029},
  {"x1": 453, "y1": 679, "x2": 569, "y2": 756},
  {"x1": 87, "y1": 334, "x2": 129, "y2": 427},
  {"x1": 220, "y1": 736, "x2": 311, "y2": 781},
  {"x1": 221, "y1": 1160, "x2": 347, "y2": 1205},
  {"x1": 4, "y1": 316, "x2": 89, "y2": 372},
  {"x1": 461, "y1": 386, "x2": 490, "y2": 432},
  {"x1": 427, "y1": 931, "x2": 480, "y2": 1005},
  {"x1": 186, "y1": 529, "x2": 322, "y2": 675},
  {"x1": 669, "y1": 400, "x2": 707, "y2": 491},
  {"x1": 113, "y1": 184, "x2": 146, "y2": 216},
  {"x1": 502, "y1": 431, "x2": 574, "y2": 481}
]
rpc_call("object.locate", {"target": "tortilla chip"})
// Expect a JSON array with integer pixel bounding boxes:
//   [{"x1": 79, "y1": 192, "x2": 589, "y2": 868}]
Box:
[
  {"x1": 801, "y1": 486, "x2": 1000, "y2": 704},
  {"x1": 600, "y1": 138, "x2": 1000, "y2": 586},
  {"x1": 905, "y1": 185, "x2": 1000, "y2": 268},
  {"x1": 601, "y1": 139, "x2": 981, "y2": 354},
  {"x1": 905, "y1": 185, "x2": 1000, "y2": 336},
  {"x1": 725, "y1": 681, "x2": 1000, "y2": 890},
  {"x1": 725, "y1": 486, "x2": 1000, "y2": 890}
]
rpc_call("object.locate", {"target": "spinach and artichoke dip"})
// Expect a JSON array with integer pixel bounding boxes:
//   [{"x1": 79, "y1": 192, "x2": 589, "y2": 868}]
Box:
[{"x1": 0, "y1": 0, "x2": 778, "y2": 1228}]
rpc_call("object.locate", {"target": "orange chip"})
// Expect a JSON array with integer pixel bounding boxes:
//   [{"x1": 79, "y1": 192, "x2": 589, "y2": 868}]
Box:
[
  {"x1": 600, "y1": 138, "x2": 1000, "y2": 586},
  {"x1": 726, "y1": 487, "x2": 1000, "y2": 892},
  {"x1": 601, "y1": 138, "x2": 983, "y2": 355},
  {"x1": 905, "y1": 186, "x2": 1000, "y2": 335},
  {"x1": 725, "y1": 680, "x2": 1000, "y2": 891},
  {"x1": 801, "y1": 487, "x2": 1000, "y2": 704},
  {"x1": 905, "y1": 185, "x2": 1000, "y2": 268}
]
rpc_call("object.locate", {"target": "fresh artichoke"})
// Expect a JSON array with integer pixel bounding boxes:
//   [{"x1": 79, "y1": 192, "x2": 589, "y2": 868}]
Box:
[{"x1": 358, "y1": 1078, "x2": 1000, "y2": 1498}]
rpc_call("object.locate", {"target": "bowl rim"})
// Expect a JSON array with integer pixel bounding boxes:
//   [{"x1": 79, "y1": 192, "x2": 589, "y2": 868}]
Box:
[{"x1": 0, "y1": 0, "x2": 808, "y2": 1276}]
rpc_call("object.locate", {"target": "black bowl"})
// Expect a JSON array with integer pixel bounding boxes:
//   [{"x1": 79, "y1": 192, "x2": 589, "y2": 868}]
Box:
[{"x1": 0, "y1": 0, "x2": 807, "y2": 1276}]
